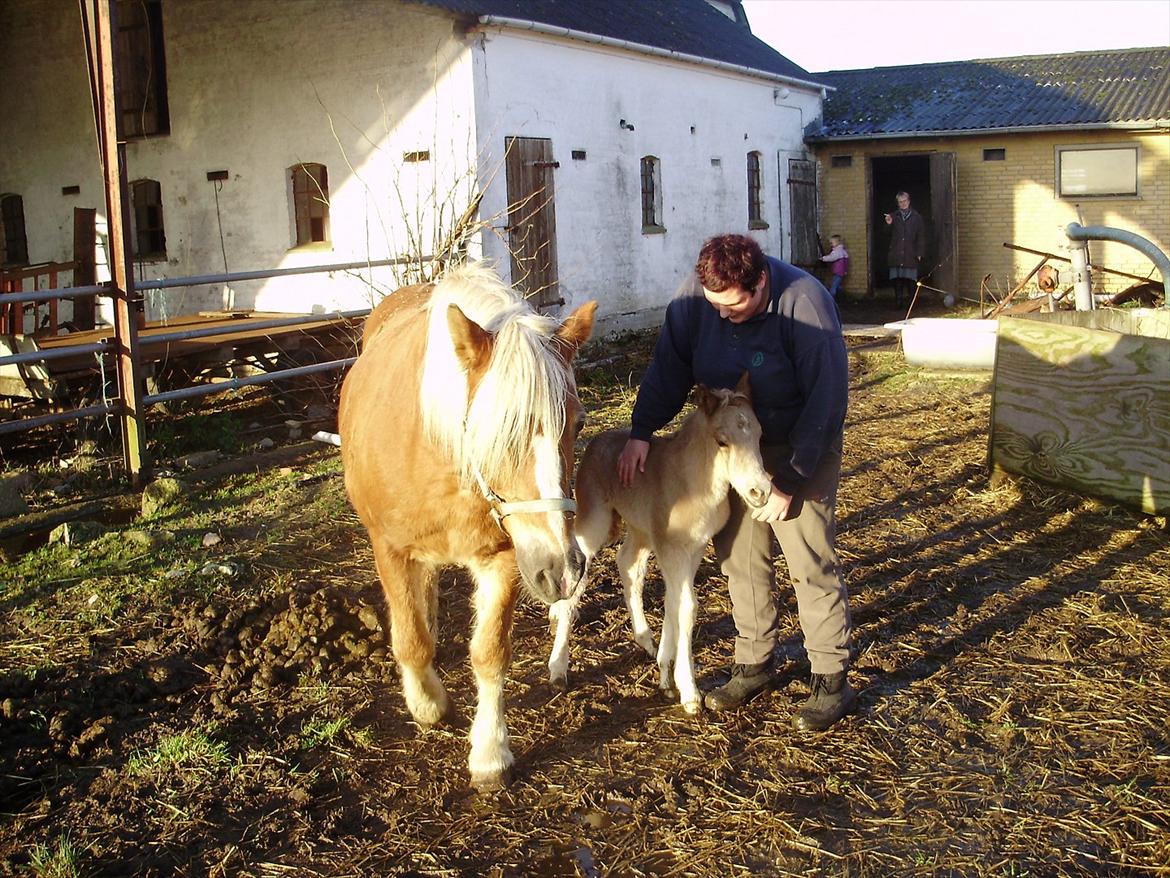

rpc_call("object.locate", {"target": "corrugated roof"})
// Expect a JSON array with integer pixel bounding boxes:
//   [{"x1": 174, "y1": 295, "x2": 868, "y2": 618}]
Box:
[
  {"x1": 406, "y1": 0, "x2": 822, "y2": 86},
  {"x1": 810, "y1": 47, "x2": 1170, "y2": 138}
]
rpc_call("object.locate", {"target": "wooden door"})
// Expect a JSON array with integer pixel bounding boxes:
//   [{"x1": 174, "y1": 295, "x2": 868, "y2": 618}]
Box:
[
  {"x1": 929, "y1": 152, "x2": 958, "y2": 295},
  {"x1": 504, "y1": 136, "x2": 560, "y2": 310},
  {"x1": 787, "y1": 158, "x2": 818, "y2": 269}
]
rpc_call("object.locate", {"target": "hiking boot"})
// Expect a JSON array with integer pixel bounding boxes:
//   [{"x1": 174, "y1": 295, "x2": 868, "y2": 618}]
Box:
[
  {"x1": 793, "y1": 671, "x2": 857, "y2": 731},
  {"x1": 703, "y1": 660, "x2": 776, "y2": 712}
]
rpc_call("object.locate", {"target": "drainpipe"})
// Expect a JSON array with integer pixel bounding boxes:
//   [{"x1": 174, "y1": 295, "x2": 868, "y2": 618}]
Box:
[{"x1": 1065, "y1": 222, "x2": 1170, "y2": 310}]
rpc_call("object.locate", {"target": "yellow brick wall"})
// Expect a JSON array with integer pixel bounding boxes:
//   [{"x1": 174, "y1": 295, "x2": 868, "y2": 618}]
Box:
[{"x1": 813, "y1": 129, "x2": 1170, "y2": 298}]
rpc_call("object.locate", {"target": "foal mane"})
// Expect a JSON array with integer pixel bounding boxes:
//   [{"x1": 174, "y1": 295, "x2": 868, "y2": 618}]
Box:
[{"x1": 419, "y1": 262, "x2": 571, "y2": 487}]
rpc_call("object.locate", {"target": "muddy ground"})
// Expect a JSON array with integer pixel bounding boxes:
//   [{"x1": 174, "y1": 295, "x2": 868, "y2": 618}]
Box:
[{"x1": 1, "y1": 299, "x2": 1168, "y2": 877}]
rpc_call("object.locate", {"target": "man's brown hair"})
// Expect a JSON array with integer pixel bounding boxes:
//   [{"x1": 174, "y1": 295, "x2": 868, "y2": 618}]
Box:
[{"x1": 695, "y1": 234, "x2": 765, "y2": 293}]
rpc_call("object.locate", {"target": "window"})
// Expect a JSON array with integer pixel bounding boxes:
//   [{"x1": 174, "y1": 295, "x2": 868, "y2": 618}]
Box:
[
  {"x1": 0, "y1": 194, "x2": 29, "y2": 266},
  {"x1": 117, "y1": 0, "x2": 170, "y2": 137},
  {"x1": 830, "y1": 155, "x2": 853, "y2": 168},
  {"x1": 640, "y1": 156, "x2": 663, "y2": 232},
  {"x1": 983, "y1": 148, "x2": 1006, "y2": 162},
  {"x1": 130, "y1": 179, "x2": 166, "y2": 259},
  {"x1": 291, "y1": 163, "x2": 330, "y2": 245},
  {"x1": 747, "y1": 151, "x2": 767, "y2": 229},
  {"x1": 1057, "y1": 145, "x2": 1139, "y2": 197}
]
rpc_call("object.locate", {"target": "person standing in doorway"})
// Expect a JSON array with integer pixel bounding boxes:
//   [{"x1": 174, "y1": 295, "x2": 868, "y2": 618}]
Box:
[
  {"x1": 819, "y1": 234, "x2": 850, "y2": 303},
  {"x1": 883, "y1": 191, "x2": 926, "y2": 307},
  {"x1": 617, "y1": 234, "x2": 856, "y2": 731}
]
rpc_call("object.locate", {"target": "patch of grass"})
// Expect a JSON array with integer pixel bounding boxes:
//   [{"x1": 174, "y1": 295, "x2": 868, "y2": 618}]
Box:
[
  {"x1": 127, "y1": 727, "x2": 230, "y2": 778},
  {"x1": 299, "y1": 716, "x2": 372, "y2": 751},
  {"x1": 28, "y1": 833, "x2": 82, "y2": 878}
]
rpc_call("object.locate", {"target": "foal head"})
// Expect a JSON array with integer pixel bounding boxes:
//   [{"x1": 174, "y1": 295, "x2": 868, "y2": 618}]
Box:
[
  {"x1": 694, "y1": 373, "x2": 771, "y2": 509},
  {"x1": 421, "y1": 264, "x2": 597, "y2": 604}
]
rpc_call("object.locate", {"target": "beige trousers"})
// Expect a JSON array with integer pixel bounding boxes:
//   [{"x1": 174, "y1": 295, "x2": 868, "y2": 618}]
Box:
[{"x1": 711, "y1": 442, "x2": 852, "y2": 674}]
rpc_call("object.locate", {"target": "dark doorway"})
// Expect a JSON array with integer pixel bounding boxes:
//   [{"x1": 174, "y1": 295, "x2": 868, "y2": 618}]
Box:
[{"x1": 869, "y1": 154, "x2": 932, "y2": 291}]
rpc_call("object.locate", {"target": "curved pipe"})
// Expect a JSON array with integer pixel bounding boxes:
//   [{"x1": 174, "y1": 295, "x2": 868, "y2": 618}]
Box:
[{"x1": 1066, "y1": 223, "x2": 1170, "y2": 309}]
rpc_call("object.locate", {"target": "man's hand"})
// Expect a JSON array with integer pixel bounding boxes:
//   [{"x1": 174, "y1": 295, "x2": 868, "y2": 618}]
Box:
[
  {"x1": 617, "y1": 438, "x2": 650, "y2": 488},
  {"x1": 750, "y1": 485, "x2": 793, "y2": 523}
]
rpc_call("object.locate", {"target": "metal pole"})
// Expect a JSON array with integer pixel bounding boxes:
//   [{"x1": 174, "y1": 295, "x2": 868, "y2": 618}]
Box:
[
  {"x1": 93, "y1": 0, "x2": 147, "y2": 487},
  {"x1": 1068, "y1": 238, "x2": 1094, "y2": 311}
]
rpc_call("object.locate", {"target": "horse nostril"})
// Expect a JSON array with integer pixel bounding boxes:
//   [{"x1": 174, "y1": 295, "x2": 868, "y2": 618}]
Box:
[{"x1": 750, "y1": 487, "x2": 767, "y2": 507}]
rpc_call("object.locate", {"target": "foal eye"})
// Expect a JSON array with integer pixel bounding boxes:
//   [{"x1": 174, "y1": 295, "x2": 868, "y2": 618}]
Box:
[{"x1": 715, "y1": 436, "x2": 729, "y2": 448}]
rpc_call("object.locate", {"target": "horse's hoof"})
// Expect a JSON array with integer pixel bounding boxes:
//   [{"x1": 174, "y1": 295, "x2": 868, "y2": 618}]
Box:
[
  {"x1": 549, "y1": 675, "x2": 569, "y2": 693},
  {"x1": 681, "y1": 698, "x2": 702, "y2": 716},
  {"x1": 660, "y1": 684, "x2": 680, "y2": 702},
  {"x1": 634, "y1": 633, "x2": 657, "y2": 658},
  {"x1": 471, "y1": 765, "x2": 514, "y2": 793}
]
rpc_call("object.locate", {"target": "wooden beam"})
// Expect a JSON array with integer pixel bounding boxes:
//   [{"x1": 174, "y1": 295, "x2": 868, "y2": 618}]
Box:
[{"x1": 91, "y1": 0, "x2": 147, "y2": 488}]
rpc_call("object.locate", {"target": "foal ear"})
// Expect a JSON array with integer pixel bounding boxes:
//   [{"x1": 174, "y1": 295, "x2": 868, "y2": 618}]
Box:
[
  {"x1": 447, "y1": 304, "x2": 493, "y2": 375},
  {"x1": 692, "y1": 384, "x2": 722, "y2": 416},
  {"x1": 555, "y1": 300, "x2": 598, "y2": 359},
  {"x1": 734, "y1": 371, "x2": 753, "y2": 402}
]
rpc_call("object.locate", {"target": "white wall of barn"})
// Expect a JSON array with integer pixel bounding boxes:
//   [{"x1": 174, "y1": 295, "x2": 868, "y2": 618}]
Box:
[
  {"x1": 468, "y1": 27, "x2": 822, "y2": 333},
  {"x1": 0, "y1": 0, "x2": 479, "y2": 324}
]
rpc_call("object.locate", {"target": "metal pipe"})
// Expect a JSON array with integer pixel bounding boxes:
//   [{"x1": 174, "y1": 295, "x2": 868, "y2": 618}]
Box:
[
  {"x1": 146, "y1": 308, "x2": 369, "y2": 345},
  {"x1": 142, "y1": 356, "x2": 357, "y2": 406},
  {"x1": 0, "y1": 284, "x2": 110, "y2": 304},
  {"x1": 135, "y1": 256, "x2": 425, "y2": 291},
  {"x1": 1068, "y1": 238, "x2": 1094, "y2": 311},
  {"x1": 0, "y1": 341, "x2": 110, "y2": 368},
  {"x1": 0, "y1": 402, "x2": 116, "y2": 437},
  {"x1": 1065, "y1": 223, "x2": 1170, "y2": 307}
]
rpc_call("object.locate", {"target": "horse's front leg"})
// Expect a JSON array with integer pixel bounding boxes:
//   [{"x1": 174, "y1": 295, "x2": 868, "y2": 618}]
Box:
[
  {"x1": 659, "y1": 549, "x2": 702, "y2": 714},
  {"x1": 467, "y1": 553, "x2": 520, "y2": 791}
]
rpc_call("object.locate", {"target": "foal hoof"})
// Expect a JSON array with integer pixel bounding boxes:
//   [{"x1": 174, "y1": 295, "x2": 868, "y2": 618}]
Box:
[
  {"x1": 471, "y1": 765, "x2": 514, "y2": 793},
  {"x1": 681, "y1": 698, "x2": 702, "y2": 716},
  {"x1": 549, "y1": 674, "x2": 569, "y2": 693}
]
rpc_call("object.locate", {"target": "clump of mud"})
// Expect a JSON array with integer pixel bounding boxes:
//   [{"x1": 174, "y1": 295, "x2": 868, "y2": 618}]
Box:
[{"x1": 177, "y1": 583, "x2": 394, "y2": 711}]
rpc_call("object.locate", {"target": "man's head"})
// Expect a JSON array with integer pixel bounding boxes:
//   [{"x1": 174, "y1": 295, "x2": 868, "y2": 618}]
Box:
[
  {"x1": 695, "y1": 234, "x2": 768, "y2": 323},
  {"x1": 896, "y1": 191, "x2": 911, "y2": 210}
]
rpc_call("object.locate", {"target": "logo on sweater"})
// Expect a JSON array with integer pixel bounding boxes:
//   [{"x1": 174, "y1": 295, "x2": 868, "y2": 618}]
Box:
[{"x1": 751, "y1": 351, "x2": 764, "y2": 367}]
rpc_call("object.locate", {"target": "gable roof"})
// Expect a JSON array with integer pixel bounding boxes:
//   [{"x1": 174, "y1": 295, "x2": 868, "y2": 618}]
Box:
[
  {"x1": 407, "y1": 0, "x2": 827, "y2": 89},
  {"x1": 809, "y1": 46, "x2": 1170, "y2": 140}
]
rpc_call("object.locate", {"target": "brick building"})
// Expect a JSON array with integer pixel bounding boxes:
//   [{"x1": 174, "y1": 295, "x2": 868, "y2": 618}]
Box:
[{"x1": 806, "y1": 48, "x2": 1170, "y2": 301}]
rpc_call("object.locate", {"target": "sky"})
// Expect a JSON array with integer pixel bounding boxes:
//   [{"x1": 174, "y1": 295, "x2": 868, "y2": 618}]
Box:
[{"x1": 741, "y1": 0, "x2": 1170, "y2": 73}]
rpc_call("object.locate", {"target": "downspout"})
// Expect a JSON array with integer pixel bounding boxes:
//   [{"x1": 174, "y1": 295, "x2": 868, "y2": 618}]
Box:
[{"x1": 1065, "y1": 223, "x2": 1170, "y2": 310}]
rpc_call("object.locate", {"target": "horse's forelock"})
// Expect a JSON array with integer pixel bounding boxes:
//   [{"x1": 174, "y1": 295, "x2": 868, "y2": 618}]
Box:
[{"x1": 419, "y1": 263, "x2": 571, "y2": 487}]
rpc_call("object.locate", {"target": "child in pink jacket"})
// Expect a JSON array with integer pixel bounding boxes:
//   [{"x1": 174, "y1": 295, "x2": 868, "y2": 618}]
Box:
[{"x1": 820, "y1": 235, "x2": 849, "y2": 301}]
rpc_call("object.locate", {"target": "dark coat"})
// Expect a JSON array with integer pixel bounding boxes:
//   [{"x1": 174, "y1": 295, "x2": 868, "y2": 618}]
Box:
[{"x1": 887, "y1": 208, "x2": 927, "y2": 268}]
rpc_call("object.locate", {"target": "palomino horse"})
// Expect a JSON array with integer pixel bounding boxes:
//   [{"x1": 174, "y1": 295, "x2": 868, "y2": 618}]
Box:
[
  {"x1": 339, "y1": 263, "x2": 595, "y2": 790},
  {"x1": 548, "y1": 374, "x2": 771, "y2": 713}
]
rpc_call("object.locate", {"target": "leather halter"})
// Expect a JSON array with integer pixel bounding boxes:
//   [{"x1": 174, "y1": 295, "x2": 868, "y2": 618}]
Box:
[{"x1": 471, "y1": 465, "x2": 577, "y2": 530}]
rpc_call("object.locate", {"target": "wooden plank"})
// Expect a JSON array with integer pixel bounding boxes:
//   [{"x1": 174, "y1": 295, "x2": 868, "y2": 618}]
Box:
[{"x1": 990, "y1": 314, "x2": 1170, "y2": 514}]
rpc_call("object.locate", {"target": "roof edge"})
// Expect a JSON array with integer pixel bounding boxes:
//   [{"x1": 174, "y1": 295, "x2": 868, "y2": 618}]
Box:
[
  {"x1": 807, "y1": 120, "x2": 1170, "y2": 142},
  {"x1": 473, "y1": 14, "x2": 834, "y2": 94}
]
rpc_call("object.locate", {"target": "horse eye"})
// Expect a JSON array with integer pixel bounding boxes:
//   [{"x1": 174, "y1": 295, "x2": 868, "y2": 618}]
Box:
[{"x1": 715, "y1": 435, "x2": 729, "y2": 448}]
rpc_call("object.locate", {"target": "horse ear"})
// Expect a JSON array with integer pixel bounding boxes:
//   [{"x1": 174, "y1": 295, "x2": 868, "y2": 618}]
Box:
[
  {"x1": 447, "y1": 304, "x2": 493, "y2": 375},
  {"x1": 555, "y1": 300, "x2": 598, "y2": 359},
  {"x1": 735, "y1": 371, "x2": 753, "y2": 402}
]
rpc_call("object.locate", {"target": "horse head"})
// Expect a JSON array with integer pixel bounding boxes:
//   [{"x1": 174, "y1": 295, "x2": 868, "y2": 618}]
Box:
[
  {"x1": 446, "y1": 295, "x2": 597, "y2": 605},
  {"x1": 693, "y1": 372, "x2": 771, "y2": 509}
]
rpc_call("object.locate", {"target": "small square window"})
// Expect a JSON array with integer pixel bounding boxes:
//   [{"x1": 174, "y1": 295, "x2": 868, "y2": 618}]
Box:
[
  {"x1": 403, "y1": 151, "x2": 430, "y2": 163},
  {"x1": 571, "y1": 150, "x2": 587, "y2": 161},
  {"x1": 830, "y1": 155, "x2": 853, "y2": 168},
  {"x1": 983, "y1": 148, "x2": 1006, "y2": 161}
]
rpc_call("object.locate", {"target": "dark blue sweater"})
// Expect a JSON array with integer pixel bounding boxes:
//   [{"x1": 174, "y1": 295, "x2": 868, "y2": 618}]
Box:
[{"x1": 630, "y1": 256, "x2": 848, "y2": 489}]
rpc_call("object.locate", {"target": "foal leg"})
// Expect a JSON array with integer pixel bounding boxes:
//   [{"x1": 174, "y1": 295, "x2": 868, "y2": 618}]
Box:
[
  {"x1": 466, "y1": 553, "x2": 520, "y2": 791},
  {"x1": 659, "y1": 548, "x2": 703, "y2": 714},
  {"x1": 547, "y1": 594, "x2": 579, "y2": 691},
  {"x1": 373, "y1": 541, "x2": 448, "y2": 726},
  {"x1": 616, "y1": 534, "x2": 656, "y2": 658}
]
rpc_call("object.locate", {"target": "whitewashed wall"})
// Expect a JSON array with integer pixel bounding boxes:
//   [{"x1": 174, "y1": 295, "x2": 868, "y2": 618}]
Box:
[
  {"x1": 1, "y1": 1, "x2": 820, "y2": 333},
  {"x1": 0, "y1": 0, "x2": 478, "y2": 323},
  {"x1": 469, "y1": 27, "x2": 822, "y2": 334}
]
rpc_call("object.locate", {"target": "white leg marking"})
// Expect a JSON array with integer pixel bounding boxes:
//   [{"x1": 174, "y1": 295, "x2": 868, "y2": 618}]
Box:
[
  {"x1": 401, "y1": 664, "x2": 449, "y2": 726},
  {"x1": 547, "y1": 597, "x2": 578, "y2": 686},
  {"x1": 469, "y1": 676, "x2": 513, "y2": 788}
]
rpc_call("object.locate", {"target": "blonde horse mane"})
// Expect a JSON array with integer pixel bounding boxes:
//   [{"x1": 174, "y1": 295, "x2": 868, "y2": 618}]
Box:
[{"x1": 418, "y1": 262, "x2": 570, "y2": 487}]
